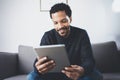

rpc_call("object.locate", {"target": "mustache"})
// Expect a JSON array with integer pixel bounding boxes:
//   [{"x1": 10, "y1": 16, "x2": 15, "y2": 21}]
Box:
[{"x1": 57, "y1": 27, "x2": 69, "y2": 31}]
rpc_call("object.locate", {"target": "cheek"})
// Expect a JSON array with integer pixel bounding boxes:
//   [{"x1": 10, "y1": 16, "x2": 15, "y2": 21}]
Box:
[
  {"x1": 54, "y1": 26, "x2": 58, "y2": 30},
  {"x1": 65, "y1": 22, "x2": 70, "y2": 26},
  {"x1": 65, "y1": 23, "x2": 70, "y2": 28}
]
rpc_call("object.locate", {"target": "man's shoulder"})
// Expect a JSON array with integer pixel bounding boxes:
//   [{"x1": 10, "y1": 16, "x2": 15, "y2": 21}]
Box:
[
  {"x1": 71, "y1": 26, "x2": 86, "y2": 33},
  {"x1": 43, "y1": 29, "x2": 56, "y2": 37}
]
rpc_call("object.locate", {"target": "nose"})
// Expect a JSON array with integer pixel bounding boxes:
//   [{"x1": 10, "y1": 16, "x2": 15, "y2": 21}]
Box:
[{"x1": 58, "y1": 23, "x2": 64, "y2": 28}]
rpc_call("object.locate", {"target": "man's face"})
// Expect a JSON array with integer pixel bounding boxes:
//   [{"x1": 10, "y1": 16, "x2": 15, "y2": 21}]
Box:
[{"x1": 51, "y1": 11, "x2": 72, "y2": 37}]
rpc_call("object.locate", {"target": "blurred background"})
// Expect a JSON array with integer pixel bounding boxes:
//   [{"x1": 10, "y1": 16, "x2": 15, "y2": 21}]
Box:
[{"x1": 0, "y1": 0, "x2": 120, "y2": 52}]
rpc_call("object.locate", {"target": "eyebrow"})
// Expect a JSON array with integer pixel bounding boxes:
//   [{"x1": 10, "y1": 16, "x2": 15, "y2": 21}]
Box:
[{"x1": 53, "y1": 18, "x2": 67, "y2": 22}]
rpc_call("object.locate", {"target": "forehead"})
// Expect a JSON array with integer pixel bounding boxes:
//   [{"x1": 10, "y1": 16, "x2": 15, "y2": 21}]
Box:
[{"x1": 51, "y1": 11, "x2": 67, "y2": 21}]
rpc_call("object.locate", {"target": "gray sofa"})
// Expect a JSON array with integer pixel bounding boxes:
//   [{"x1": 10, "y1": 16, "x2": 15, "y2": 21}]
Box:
[
  {"x1": 0, "y1": 41, "x2": 120, "y2": 80},
  {"x1": 92, "y1": 41, "x2": 120, "y2": 80}
]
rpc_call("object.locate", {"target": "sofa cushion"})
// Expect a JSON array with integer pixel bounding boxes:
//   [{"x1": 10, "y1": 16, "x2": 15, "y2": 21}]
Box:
[
  {"x1": 18, "y1": 45, "x2": 36, "y2": 74},
  {"x1": 4, "y1": 75, "x2": 27, "y2": 80},
  {"x1": 0, "y1": 52, "x2": 18, "y2": 80},
  {"x1": 103, "y1": 73, "x2": 120, "y2": 80},
  {"x1": 92, "y1": 41, "x2": 120, "y2": 73}
]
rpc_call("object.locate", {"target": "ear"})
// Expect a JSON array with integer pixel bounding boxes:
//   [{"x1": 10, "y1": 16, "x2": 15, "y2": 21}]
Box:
[{"x1": 69, "y1": 17, "x2": 72, "y2": 23}]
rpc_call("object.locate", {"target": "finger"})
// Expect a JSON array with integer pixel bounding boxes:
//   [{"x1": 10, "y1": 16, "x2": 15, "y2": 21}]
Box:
[
  {"x1": 64, "y1": 67, "x2": 75, "y2": 72},
  {"x1": 35, "y1": 57, "x2": 47, "y2": 66},
  {"x1": 70, "y1": 65, "x2": 83, "y2": 72},
  {"x1": 64, "y1": 66, "x2": 83, "y2": 74},
  {"x1": 62, "y1": 70, "x2": 80, "y2": 80},
  {"x1": 62, "y1": 70, "x2": 73, "y2": 79},
  {"x1": 70, "y1": 65, "x2": 85, "y2": 76},
  {"x1": 40, "y1": 63, "x2": 56, "y2": 74},
  {"x1": 46, "y1": 63, "x2": 56, "y2": 71},
  {"x1": 37, "y1": 60, "x2": 55, "y2": 71},
  {"x1": 71, "y1": 65, "x2": 78, "y2": 68}
]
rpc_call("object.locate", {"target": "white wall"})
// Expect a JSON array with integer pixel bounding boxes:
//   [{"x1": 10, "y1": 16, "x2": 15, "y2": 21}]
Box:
[
  {"x1": 0, "y1": 0, "x2": 120, "y2": 52},
  {"x1": 70, "y1": 0, "x2": 120, "y2": 45}
]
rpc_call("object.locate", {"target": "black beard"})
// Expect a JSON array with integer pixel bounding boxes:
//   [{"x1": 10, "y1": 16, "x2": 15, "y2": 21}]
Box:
[{"x1": 57, "y1": 27, "x2": 69, "y2": 31}]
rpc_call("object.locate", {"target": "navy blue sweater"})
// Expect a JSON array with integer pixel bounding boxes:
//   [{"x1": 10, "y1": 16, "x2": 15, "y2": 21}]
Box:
[{"x1": 34, "y1": 26, "x2": 95, "y2": 80}]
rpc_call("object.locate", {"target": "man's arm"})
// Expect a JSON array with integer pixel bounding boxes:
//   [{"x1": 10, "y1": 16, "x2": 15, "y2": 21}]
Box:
[
  {"x1": 80, "y1": 30, "x2": 95, "y2": 74},
  {"x1": 61, "y1": 30, "x2": 95, "y2": 80},
  {"x1": 40, "y1": 32, "x2": 51, "y2": 46},
  {"x1": 33, "y1": 32, "x2": 56, "y2": 75}
]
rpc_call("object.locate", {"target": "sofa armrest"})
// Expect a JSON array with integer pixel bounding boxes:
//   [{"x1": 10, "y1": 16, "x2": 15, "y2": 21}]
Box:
[
  {"x1": 118, "y1": 50, "x2": 120, "y2": 60},
  {"x1": 0, "y1": 52, "x2": 18, "y2": 80},
  {"x1": 92, "y1": 41, "x2": 120, "y2": 73},
  {"x1": 118, "y1": 50, "x2": 120, "y2": 54}
]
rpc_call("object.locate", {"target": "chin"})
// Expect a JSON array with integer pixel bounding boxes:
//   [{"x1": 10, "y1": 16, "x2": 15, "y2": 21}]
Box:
[
  {"x1": 60, "y1": 34, "x2": 67, "y2": 37},
  {"x1": 58, "y1": 32, "x2": 68, "y2": 37}
]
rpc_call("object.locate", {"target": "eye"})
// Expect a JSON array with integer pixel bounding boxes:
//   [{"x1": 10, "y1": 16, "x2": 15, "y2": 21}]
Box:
[
  {"x1": 62, "y1": 19, "x2": 68, "y2": 23},
  {"x1": 53, "y1": 22, "x2": 58, "y2": 25}
]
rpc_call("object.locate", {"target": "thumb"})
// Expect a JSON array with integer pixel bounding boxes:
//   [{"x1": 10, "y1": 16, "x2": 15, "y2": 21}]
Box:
[{"x1": 71, "y1": 65, "x2": 78, "y2": 68}]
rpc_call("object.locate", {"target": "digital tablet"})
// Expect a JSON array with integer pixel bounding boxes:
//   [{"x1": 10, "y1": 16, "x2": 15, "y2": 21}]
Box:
[
  {"x1": 35, "y1": 44, "x2": 70, "y2": 72},
  {"x1": 19, "y1": 44, "x2": 70, "y2": 72}
]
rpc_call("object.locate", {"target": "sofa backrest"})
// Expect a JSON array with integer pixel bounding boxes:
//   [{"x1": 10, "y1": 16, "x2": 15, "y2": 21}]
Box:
[
  {"x1": 0, "y1": 52, "x2": 18, "y2": 80},
  {"x1": 18, "y1": 45, "x2": 36, "y2": 74},
  {"x1": 92, "y1": 41, "x2": 120, "y2": 73},
  {"x1": 18, "y1": 41, "x2": 120, "y2": 74}
]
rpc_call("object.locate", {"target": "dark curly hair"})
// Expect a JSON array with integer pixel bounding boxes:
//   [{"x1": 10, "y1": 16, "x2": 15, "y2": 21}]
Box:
[{"x1": 50, "y1": 3, "x2": 72, "y2": 19}]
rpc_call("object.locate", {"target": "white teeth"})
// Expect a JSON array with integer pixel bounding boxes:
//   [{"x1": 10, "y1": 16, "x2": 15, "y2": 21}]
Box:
[
  {"x1": 59, "y1": 29, "x2": 65, "y2": 35},
  {"x1": 60, "y1": 29, "x2": 65, "y2": 33}
]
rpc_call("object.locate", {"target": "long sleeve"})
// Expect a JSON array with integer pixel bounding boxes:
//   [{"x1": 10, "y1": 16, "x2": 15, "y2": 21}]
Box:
[
  {"x1": 32, "y1": 27, "x2": 95, "y2": 80},
  {"x1": 80, "y1": 30, "x2": 95, "y2": 74}
]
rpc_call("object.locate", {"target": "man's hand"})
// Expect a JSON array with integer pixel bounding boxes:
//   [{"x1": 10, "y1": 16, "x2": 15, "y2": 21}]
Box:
[
  {"x1": 35, "y1": 57, "x2": 56, "y2": 74},
  {"x1": 62, "y1": 65, "x2": 84, "y2": 80}
]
